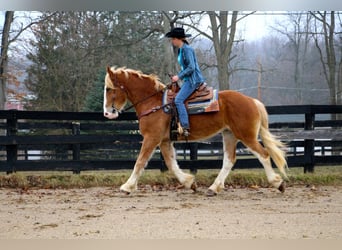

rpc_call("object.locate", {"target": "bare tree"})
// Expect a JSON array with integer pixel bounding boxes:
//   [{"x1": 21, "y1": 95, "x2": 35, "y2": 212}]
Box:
[
  {"x1": 189, "y1": 11, "x2": 254, "y2": 90},
  {"x1": 271, "y1": 12, "x2": 313, "y2": 104},
  {"x1": 339, "y1": 40, "x2": 342, "y2": 105},
  {"x1": 206, "y1": 11, "x2": 238, "y2": 90},
  {"x1": 0, "y1": 11, "x2": 14, "y2": 109},
  {"x1": 1, "y1": 11, "x2": 56, "y2": 109},
  {"x1": 336, "y1": 14, "x2": 342, "y2": 106},
  {"x1": 310, "y1": 11, "x2": 341, "y2": 105}
]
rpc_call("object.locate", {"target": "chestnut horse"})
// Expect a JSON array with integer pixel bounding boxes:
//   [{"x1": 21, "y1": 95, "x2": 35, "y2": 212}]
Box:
[{"x1": 104, "y1": 66, "x2": 287, "y2": 196}]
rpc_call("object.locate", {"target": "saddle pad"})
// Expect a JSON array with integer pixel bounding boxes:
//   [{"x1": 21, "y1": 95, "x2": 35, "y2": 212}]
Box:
[{"x1": 163, "y1": 89, "x2": 219, "y2": 115}]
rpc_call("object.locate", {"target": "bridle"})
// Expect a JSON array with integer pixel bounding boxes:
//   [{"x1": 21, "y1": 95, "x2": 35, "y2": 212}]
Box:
[{"x1": 108, "y1": 73, "x2": 170, "y2": 119}]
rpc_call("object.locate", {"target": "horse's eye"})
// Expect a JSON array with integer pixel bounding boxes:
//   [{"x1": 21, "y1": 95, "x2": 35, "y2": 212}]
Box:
[{"x1": 106, "y1": 88, "x2": 111, "y2": 92}]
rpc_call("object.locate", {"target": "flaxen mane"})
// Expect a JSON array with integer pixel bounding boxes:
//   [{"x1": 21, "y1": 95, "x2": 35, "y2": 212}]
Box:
[{"x1": 105, "y1": 66, "x2": 165, "y2": 91}]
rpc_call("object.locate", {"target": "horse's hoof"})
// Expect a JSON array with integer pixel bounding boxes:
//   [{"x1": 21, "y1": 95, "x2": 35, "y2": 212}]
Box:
[
  {"x1": 120, "y1": 189, "x2": 131, "y2": 195},
  {"x1": 191, "y1": 182, "x2": 197, "y2": 192},
  {"x1": 206, "y1": 189, "x2": 217, "y2": 197},
  {"x1": 278, "y1": 181, "x2": 286, "y2": 193}
]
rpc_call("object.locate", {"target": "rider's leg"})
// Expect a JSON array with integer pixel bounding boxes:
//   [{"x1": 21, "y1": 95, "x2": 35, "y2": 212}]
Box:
[{"x1": 174, "y1": 81, "x2": 197, "y2": 134}]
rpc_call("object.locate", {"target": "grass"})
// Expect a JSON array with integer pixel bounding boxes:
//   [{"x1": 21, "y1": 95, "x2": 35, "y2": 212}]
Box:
[{"x1": 0, "y1": 166, "x2": 341, "y2": 189}]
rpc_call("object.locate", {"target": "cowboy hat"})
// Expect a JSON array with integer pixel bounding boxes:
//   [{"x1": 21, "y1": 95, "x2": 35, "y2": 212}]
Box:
[{"x1": 165, "y1": 27, "x2": 191, "y2": 38}]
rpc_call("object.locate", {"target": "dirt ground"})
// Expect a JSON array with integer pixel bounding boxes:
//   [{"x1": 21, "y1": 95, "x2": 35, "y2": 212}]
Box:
[{"x1": 0, "y1": 185, "x2": 341, "y2": 239}]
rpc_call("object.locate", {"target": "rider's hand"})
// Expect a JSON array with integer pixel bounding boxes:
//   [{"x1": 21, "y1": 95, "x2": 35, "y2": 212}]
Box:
[{"x1": 171, "y1": 75, "x2": 179, "y2": 82}]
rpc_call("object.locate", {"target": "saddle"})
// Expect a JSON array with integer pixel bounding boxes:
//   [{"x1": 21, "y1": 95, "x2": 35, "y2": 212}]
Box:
[
  {"x1": 162, "y1": 82, "x2": 219, "y2": 140},
  {"x1": 163, "y1": 82, "x2": 219, "y2": 115}
]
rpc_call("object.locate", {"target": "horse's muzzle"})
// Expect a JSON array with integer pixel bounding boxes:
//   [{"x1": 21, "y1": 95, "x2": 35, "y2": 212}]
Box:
[{"x1": 104, "y1": 111, "x2": 119, "y2": 119}]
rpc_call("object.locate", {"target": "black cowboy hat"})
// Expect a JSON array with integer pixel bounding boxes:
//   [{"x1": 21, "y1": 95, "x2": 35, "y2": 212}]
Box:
[{"x1": 165, "y1": 27, "x2": 191, "y2": 38}]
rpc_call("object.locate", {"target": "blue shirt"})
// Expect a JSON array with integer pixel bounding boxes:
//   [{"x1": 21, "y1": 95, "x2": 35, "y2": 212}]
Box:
[{"x1": 177, "y1": 43, "x2": 205, "y2": 87}]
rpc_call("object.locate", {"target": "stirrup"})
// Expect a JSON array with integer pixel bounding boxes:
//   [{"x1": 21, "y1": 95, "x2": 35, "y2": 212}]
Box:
[
  {"x1": 183, "y1": 129, "x2": 190, "y2": 137},
  {"x1": 177, "y1": 123, "x2": 190, "y2": 137}
]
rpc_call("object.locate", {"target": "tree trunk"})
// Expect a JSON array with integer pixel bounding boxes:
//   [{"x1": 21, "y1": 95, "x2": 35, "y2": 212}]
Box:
[
  {"x1": 0, "y1": 11, "x2": 14, "y2": 110},
  {"x1": 337, "y1": 52, "x2": 342, "y2": 121},
  {"x1": 208, "y1": 11, "x2": 238, "y2": 90},
  {"x1": 338, "y1": 55, "x2": 342, "y2": 106},
  {"x1": 326, "y1": 11, "x2": 337, "y2": 105},
  {"x1": 311, "y1": 11, "x2": 337, "y2": 105}
]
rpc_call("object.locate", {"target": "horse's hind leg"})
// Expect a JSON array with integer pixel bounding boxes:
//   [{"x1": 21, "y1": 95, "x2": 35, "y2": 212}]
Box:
[
  {"x1": 243, "y1": 140, "x2": 284, "y2": 190},
  {"x1": 159, "y1": 141, "x2": 196, "y2": 190},
  {"x1": 207, "y1": 130, "x2": 237, "y2": 196}
]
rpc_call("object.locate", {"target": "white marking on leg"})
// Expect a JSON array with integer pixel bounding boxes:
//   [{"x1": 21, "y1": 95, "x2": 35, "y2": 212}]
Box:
[
  {"x1": 120, "y1": 141, "x2": 157, "y2": 193},
  {"x1": 209, "y1": 149, "x2": 233, "y2": 193},
  {"x1": 250, "y1": 149, "x2": 283, "y2": 188},
  {"x1": 171, "y1": 150, "x2": 194, "y2": 188},
  {"x1": 120, "y1": 168, "x2": 144, "y2": 193}
]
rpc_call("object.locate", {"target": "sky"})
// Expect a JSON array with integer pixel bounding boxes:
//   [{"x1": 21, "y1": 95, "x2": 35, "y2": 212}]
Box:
[{"x1": 241, "y1": 13, "x2": 271, "y2": 40}]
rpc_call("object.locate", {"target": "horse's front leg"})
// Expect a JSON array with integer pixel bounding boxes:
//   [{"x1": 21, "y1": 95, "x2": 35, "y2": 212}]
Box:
[
  {"x1": 120, "y1": 138, "x2": 158, "y2": 194},
  {"x1": 159, "y1": 141, "x2": 196, "y2": 191}
]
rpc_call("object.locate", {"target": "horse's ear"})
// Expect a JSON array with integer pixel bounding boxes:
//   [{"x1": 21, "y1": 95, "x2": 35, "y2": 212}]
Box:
[{"x1": 106, "y1": 66, "x2": 114, "y2": 78}]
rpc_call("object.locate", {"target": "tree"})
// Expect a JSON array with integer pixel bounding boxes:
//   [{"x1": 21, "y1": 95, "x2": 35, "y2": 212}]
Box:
[
  {"x1": 206, "y1": 11, "x2": 238, "y2": 90},
  {"x1": 271, "y1": 12, "x2": 314, "y2": 104},
  {"x1": 26, "y1": 11, "x2": 165, "y2": 111},
  {"x1": 83, "y1": 69, "x2": 106, "y2": 112},
  {"x1": 181, "y1": 11, "x2": 255, "y2": 90},
  {"x1": 0, "y1": 11, "x2": 14, "y2": 109},
  {"x1": 1, "y1": 11, "x2": 55, "y2": 110},
  {"x1": 310, "y1": 11, "x2": 341, "y2": 105},
  {"x1": 26, "y1": 12, "x2": 96, "y2": 111}
]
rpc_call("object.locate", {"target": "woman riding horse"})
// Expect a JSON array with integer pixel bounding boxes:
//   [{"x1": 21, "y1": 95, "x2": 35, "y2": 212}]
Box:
[
  {"x1": 103, "y1": 66, "x2": 287, "y2": 196},
  {"x1": 165, "y1": 27, "x2": 205, "y2": 137}
]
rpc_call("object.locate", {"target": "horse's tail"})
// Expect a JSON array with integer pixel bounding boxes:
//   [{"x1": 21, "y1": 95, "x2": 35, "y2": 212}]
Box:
[{"x1": 254, "y1": 99, "x2": 288, "y2": 178}]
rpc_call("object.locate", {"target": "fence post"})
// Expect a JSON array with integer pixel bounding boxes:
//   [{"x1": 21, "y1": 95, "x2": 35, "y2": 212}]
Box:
[
  {"x1": 6, "y1": 111, "x2": 18, "y2": 174},
  {"x1": 304, "y1": 112, "x2": 315, "y2": 173},
  {"x1": 189, "y1": 143, "x2": 198, "y2": 174},
  {"x1": 72, "y1": 122, "x2": 81, "y2": 174},
  {"x1": 159, "y1": 153, "x2": 168, "y2": 172}
]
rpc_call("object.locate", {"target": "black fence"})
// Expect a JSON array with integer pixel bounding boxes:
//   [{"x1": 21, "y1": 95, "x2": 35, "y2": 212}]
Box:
[{"x1": 1, "y1": 105, "x2": 342, "y2": 174}]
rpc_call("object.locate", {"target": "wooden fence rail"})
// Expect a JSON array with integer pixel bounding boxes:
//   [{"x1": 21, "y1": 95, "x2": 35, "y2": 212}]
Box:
[{"x1": 1, "y1": 105, "x2": 342, "y2": 174}]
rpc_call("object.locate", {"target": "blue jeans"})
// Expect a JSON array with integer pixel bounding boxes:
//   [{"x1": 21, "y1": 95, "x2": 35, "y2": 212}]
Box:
[{"x1": 174, "y1": 81, "x2": 199, "y2": 129}]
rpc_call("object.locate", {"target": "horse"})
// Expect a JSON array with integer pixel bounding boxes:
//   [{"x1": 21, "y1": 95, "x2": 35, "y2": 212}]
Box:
[{"x1": 103, "y1": 66, "x2": 287, "y2": 196}]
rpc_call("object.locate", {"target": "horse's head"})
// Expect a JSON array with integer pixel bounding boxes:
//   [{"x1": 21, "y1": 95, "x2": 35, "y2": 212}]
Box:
[{"x1": 103, "y1": 66, "x2": 128, "y2": 119}]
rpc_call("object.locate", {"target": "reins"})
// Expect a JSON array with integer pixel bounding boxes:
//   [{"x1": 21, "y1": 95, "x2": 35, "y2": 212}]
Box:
[
  {"x1": 111, "y1": 73, "x2": 173, "y2": 119},
  {"x1": 121, "y1": 88, "x2": 166, "y2": 113}
]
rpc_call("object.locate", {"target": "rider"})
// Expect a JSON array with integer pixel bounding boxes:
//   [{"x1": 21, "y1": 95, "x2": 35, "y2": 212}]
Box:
[{"x1": 165, "y1": 27, "x2": 205, "y2": 137}]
